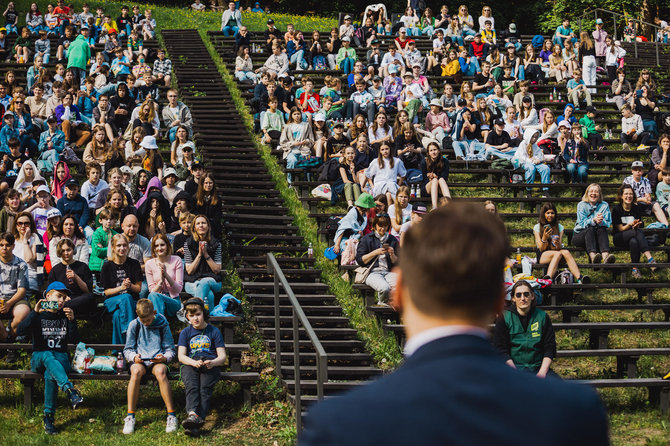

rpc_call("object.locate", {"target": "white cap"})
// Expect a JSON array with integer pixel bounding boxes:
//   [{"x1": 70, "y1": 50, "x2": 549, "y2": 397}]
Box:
[
  {"x1": 140, "y1": 135, "x2": 159, "y2": 150},
  {"x1": 163, "y1": 167, "x2": 177, "y2": 178},
  {"x1": 36, "y1": 185, "x2": 51, "y2": 196}
]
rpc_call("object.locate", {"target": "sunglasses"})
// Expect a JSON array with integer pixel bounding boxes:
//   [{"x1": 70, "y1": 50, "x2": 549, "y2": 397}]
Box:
[
  {"x1": 14, "y1": 100, "x2": 24, "y2": 104},
  {"x1": 17, "y1": 221, "x2": 31, "y2": 226},
  {"x1": 514, "y1": 291, "x2": 531, "y2": 298}
]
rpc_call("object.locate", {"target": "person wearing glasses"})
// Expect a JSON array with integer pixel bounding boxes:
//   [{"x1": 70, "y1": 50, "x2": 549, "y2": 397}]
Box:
[{"x1": 493, "y1": 280, "x2": 557, "y2": 378}]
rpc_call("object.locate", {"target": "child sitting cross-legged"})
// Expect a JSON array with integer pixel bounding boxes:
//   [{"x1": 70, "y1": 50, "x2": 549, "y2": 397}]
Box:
[
  {"x1": 177, "y1": 297, "x2": 227, "y2": 436},
  {"x1": 122, "y1": 298, "x2": 177, "y2": 435},
  {"x1": 17, "y1": 281, "x2": 84, "y2": 434}
]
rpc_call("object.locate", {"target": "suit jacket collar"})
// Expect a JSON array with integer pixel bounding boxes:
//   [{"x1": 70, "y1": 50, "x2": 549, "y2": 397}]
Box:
[{"x1": 405, "y1": 334, "x2": 496, "y2": 367}]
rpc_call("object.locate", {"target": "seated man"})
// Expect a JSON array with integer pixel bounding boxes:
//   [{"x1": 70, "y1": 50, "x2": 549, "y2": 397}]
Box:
[
  {"x1": 623, "y1": 161, "x2": 669, "y2": 226},
  {"x1": 620, "y1": 104, "x2": 651, "y2": 150},
  {"x1": 566, "y1": 70, "x2": 592, "y2": 108},
  {"x1": 0, "y1": 232, "x2": 30, "y2": 363}
]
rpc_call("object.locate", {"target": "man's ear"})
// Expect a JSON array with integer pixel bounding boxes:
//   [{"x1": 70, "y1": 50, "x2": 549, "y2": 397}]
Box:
[{"x1": 390, "y1": 267, "x2": 404, "y2": 311}]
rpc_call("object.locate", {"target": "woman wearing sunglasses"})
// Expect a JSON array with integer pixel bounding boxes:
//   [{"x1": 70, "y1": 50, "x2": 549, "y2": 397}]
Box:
[{"x1": 493, "y1": 280, "x2": 557, "y2": 378}]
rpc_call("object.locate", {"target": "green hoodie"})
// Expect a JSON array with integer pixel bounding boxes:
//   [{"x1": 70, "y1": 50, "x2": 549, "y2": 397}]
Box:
[
  {"x1": 66, "y1": 34, "x2": 91, "y2": 70},
  {"x1": 579, "y1": 115, "x2": 597, "y2": 136}
]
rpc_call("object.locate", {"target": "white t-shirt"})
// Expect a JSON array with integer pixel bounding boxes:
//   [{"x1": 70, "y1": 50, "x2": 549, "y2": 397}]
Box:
[{"x1": 388, "y1": 203, "x2": 413, "y2": 237}]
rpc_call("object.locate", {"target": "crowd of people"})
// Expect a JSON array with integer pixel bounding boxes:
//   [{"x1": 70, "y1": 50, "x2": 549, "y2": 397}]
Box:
[{"x1": 0, "y1": 2, "x2": 231, "y2": 437}]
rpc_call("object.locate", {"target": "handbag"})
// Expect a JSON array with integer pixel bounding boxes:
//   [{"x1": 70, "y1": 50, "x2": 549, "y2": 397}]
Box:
[
  {"x1": 354, "y1": 254, "x2": 379, "y2": 284},
  {"x1": 311, "y1": 184, "x2": 332, "y2": 201}
]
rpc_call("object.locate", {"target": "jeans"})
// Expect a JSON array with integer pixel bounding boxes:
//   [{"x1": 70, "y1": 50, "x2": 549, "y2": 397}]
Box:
[
  {"x1": 453, "y1": 139, "x2": 485, "y2": 159},
  {"x1": 285, "y1": 152, "x2": 307, "y2": 183},
  {"x1": 140, "y1": 280, "x2": 150, "y2": 300},
  {"x1": 643, "y1": 120, "x2": 658, "y2": 138},
  {"x1": 340, "y1": 57, "x2": 355, "y2": 74},
  {"x1": 572, "y1": 225, "x2": 610, "y2": 254},
  {"x1": 290, "y1": 50, "x2": 308, "y2": 70},
  {"x1": 31, "y1": 350, "x2": 73, "y2": 416},
  {"x1": 37, "y1": 149, "x2": 60, "y2": 174},
  {"x1": 582, "y1": 55, "x2": 597, "y2": 94},
  {"x1": 235, "y1": 70, "x2": 257, "y2": 82},
  {"x1": 522, "y1": 162, "x2": 551, "y2": 190},
  {"x1": 185, "y1": 278, "x2": 222, "y2": 310},
  {"x1": 148, "y1": 292, "x2": 182, "y2": 318},
  {"x1": 485, "y1": 148, "x2": 514, "y2": 160},
  {"x1": 5, "y1": 24, "x2": 18, "y2": 35},
  {"x1": 27, "y1": 25, "x2": 45, "y2": 35},
  {"x1": 421, "y1": 26, "x2": 434, "y2": 37},
  {"x1": 566, "y1": 162, "x2": 589, "y2": 183},
  {"x1": 353, "y1": 102, "x2": 376, "y2": 123},
  {"x1": 104, "y1": 293, "x2": 137, "y2": 344},
  {"x1": 613, "y1": 229, "x2": 649, "y2": 263},
  {"x1": 365, "y1": 270, "x2": 397, "y2": 302},
  {"x1": 19, "y1": 134, "x2": 39, "y2": 158},
  {"x1": 450, "y1": 36, "x2": 465, "y2": 47},
  {"x1": 182, "y1": 365, "x2": 220, "y2": 418},
  {"x1": 35, "y1": 52, "x2": 50, "y2": 64},
  {"x1": 406, "y1": 27, "x2": 420, "y2": 36},
  {"x1": 168, "y1": 126, "x2": 178, "y2": 143},
  {"x1": 222, "y1": 25, "x2": 239, "y2": 36},
  {"x1": 462, "y1": 57, "x2": 481, "y2": 76}
]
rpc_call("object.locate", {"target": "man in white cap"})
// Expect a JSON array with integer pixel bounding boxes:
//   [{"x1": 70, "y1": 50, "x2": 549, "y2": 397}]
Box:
[
  {"x1": 161, "y1": 167, "x2": 182, "y2": 206},
  {"x1": 592, "y1": 18, "x2": 608, "y2": 67}
]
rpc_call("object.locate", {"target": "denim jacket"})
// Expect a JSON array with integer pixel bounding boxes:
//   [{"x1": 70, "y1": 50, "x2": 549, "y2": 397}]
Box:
[{"x1": 574, "y1": 200, "x2": 611, "y2": 233}]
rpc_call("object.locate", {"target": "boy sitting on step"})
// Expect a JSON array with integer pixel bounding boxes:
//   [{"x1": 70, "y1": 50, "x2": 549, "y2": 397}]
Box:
[
  {"x1": 17, "y1": 281, "x2": 84, "y2": 435},
  {"x1": 122, "y1": 298, "x2": 177, "y2": 435},
  {"x1": 177, "y1": 297, "x2": 227, "y2": 436}
]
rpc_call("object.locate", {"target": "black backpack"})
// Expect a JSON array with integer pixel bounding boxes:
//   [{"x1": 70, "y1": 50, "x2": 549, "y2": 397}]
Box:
[
  {"x1": 324, "y1": 215, "x2": 343, "y2": 242},
  {"x1": 317, "y1": 158, "x2": 342, "y2": 182}
]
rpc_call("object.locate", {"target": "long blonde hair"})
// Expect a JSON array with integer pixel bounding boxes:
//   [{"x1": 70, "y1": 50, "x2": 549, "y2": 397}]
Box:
[
  {"x1": 394, "y1": 185, "x2": 411, "y2": 225},
  {"x1": 580, "y1": 31, "x2": 594, "y2": 50}
]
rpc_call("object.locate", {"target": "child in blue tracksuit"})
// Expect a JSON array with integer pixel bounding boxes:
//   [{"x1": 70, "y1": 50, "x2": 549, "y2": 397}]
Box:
[
  {"x1": 0, "y1": 113, "x2": 19, "y2": 152},
  {"x1": 17, "y1": 281, "x2": 84, "y2": 435},
  {"x1": 122, "y1": 299, "x2": 177, "y2": 435}
]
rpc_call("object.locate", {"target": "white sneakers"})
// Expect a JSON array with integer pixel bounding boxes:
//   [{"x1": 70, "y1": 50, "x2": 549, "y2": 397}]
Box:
[
  {"x1": 123, "y1": 414, "x2": 177, "y2": 434},
  {"x1": 122, "y1": 416, "x2": 135, "y2": 435},
  {"x1": 165, "y1": 415, "x2": 178, "y2": 433}
]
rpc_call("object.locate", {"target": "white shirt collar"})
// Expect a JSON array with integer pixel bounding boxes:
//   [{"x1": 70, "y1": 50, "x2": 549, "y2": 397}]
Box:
[{"x1": 403, "y1": 325, "x2": 489, "y2": 357}]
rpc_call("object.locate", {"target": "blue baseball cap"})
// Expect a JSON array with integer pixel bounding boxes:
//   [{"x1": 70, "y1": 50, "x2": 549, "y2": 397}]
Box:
[{"x1": 45, "y1": 281, "x2": 72, "y2": 295}]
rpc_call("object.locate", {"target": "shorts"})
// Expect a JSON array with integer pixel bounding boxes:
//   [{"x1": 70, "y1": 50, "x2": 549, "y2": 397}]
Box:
[{"x1": 637, "y1": 202, "x2": 655, "y2": 216}]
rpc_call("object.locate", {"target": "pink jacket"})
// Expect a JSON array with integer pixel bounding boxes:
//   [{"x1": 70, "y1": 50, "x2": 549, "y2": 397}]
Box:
[{"x1": 145, "y1": 255, "x2": 184, "y2": 298}]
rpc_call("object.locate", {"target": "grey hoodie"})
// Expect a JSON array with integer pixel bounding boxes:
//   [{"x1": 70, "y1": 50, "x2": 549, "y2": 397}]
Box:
[{"x1": 123, "y1": 313, "x2": 176, "y2": 363}]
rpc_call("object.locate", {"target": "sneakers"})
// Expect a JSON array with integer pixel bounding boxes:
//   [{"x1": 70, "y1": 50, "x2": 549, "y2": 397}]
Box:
[
  {"x1": 65, "y1": 387, "x2": 83, "y2": 409},
  {"x1": 622, "y1": 143, "x2": 630, "y2": 150},
  {"x1": 648, "y1": 257, "x2": 658, "y2": 272},
  {"x1": 185, "y1": 427, "x2": 201, "y2": 437},
  {"x1": 577, "y1": 275, "x2": 591, "y2": 284},
  {"x1": 182, "y1": 412, "x2": 205, "y2": 430},
  {"x1": 122, "y1": 415, "x2": 135, "y2": 434},
  {"x1": 376, "y1": 300, "x2": 390, "y2": 307},
  {"x1": 604, "y1": 254, "x2": 616, "y2": 264},
  {"x1": 166, "y1": 414, "x2": 178, "y2": 433},
  {"x1": 44, "y1": 414, "x2": 58, "y2": 435},
  {"x1": 637, "y1": 144, "x2": 650, "y2": 151},
  {"x1": 592, "y1": 253, "x2": 602, "y2": 264},
  {"x1": 631, "y1": 268, "x2": 642, "y2": 279}
]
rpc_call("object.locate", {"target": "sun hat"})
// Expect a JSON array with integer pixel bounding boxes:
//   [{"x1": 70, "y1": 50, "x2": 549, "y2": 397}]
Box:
[
  {"x1": 140, "y1": 135, "x2": 159, "y2": 150},
  {"x1": 354, "y1": 193, "x2": 376, "y2": 209}
]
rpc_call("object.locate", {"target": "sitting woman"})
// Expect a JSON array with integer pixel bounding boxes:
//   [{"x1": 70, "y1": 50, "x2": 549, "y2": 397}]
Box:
[
  {"x1": 235, "y1": 46, "x2": 257, "y2": 83},
  {"x1": 49, "y1": 214, "x2": 91, "y2": 267},
  {"x1": 421, "y1": 141, "x2": 451, "y2": 209},
  {"x1": 333, "y1": 193, "x2": 376, "y2": 259},
  {"x1": 12, "y1": 212, "x2": 46, "y2": 295},
  {"x1": 83, "y1": 124, "x2": 111, "y2": 168},
  {"x1": 388, "y1": 186, "x2": 412, "y2": 238},
  {"x1": 512, "y1": 129, "x2": 551, "y2": 195},
  {"x1": 279, "y1": 107, "x2": 314, "y2": 183},
  {"x1": 193, "y1": 173, "x2": 222, "y2": 237},
  {"x1": 132, "y1": 99, "x2": 160, "y2": 138},
  {"x1": 137, "y1": 188, "x2": 170, "y2": 239},
  {"x1": 563, "y1": 122, "x2": 590, "y2": 184},
  {"x1": 355, "y1": 214, "x2": 399, "y2": 306},
  {"x1": 493, "y1": 280, "x2": 557, "y2": 378},
  {"x1": 14, "y1": 160, "x2": 45, "y2": 201},
  {"x1": 353, "y1": 134, "x2": 377, "y2": 188},
  {"x1": 145, "y1": 233, "x2": 184, "y2": 318},
  {"x1": 101, "y1": 233, "x2": 143, "y2": 344},
  {"x1": 47, "y1": 238, "x2": 96, "y2": 314},
  {"x1": 183, "y1": 215, "x2": 223, "y2": 310},
  {"x1": 573, "y1": 183, "x2": 614, "y2": 264},
  {"x1": 54, "y1": 92, "x2": 92, "y2": 148},
  {"x1": 365, "y1": 142, "x2": 407, "y2": 206},
  {"x1": 533, "y1": 203, "x2": 586, "y2": 283},
  {"x1": 612, "y1": 184, "x2": 657, "y2": 279},
  {"x1": 332, "y1": 146, "x2": 361, "y2": 207}
]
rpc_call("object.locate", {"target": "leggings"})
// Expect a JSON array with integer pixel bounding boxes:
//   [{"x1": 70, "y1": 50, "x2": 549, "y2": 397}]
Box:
[
  {"x1": 613, "y1": 229, "x2": 649, "y2": 263},
  {"x1": 572, "y1": 225, "x2": 610, "y2": 254}
]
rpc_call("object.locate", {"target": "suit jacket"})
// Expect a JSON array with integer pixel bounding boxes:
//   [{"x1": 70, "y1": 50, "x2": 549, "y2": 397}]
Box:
[{"x1": 300, "y1": 334, "x2": 609, "y2": 446}]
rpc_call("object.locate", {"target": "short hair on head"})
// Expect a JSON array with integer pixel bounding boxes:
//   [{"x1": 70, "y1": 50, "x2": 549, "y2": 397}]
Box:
[
  {"x1": 136, "y1": 298, "x2": 154, "y2": 318},
  {"x1": 56, "y1": 238, "x2": 75, "y2": 258},
  {"x1": 399, "y1": 203, "x2": 509, "y2": 319},
  {"x1": 85, "y1": 162, "x2": 101, "y2": 176},
  {"x1": 373, "y1": 214, "x2": 391, "y2": 229},
  {"x1": 0, "y1": 232, "x2": 15, "y2": 245}
]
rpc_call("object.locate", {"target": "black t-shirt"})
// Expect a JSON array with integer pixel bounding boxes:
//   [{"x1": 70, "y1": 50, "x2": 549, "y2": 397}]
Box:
[
  {"x1": 5, "y1": 11, "x2": 18, "y2": 24},
  {"x1": 48, "y1": 261, "x2": 93, "y2": 298},
  {"x1": 281, "y1": 87, "x2": 296, "y2": 112},
  {"x1": 325, "y1": 135, "x2": 350, "y2": 160},
  {"x1": 634, "y1": 98, "x2": 654, "y2": 121},
  {"x1": 18, "y1": 310, "x2": 79, "y2": 353},
  {"x1": 57, "y1": 35, "x2": 72, "y2": 48},
  {"x1": 117, "y1": 15, "x2": 130, "y2": 30},
  {"x1": 184, "y1": 178, "x2": 198, "y2": 196},
  {"x1": 100, "y1": 257, "x2": 143, "y2": 297},
  {"x1": 474, "y1": 72, "x2": 491, "y2": 87},
  {"x1": 264, "y1": 28, "x2": 282, "y2": 44},
  {"x1": 328, "y1": 37, "x2": 341, "y2": 55},
  {"x1": 486, "y1": 130, "x2": 512, "y2": 147},
  {"x1": 611, "y1": 203, "x2": 645, "y2": 235},
  {"x1": 172, "y1": 231, "x2": 189, "y2": 258}
]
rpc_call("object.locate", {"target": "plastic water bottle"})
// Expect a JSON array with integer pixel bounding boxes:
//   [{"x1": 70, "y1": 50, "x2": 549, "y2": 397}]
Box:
[
  {"x1": 553, "y1": 87, "x2": 557, "y2": 101},
  {"x1": 549, "y1": 91, "x2": 553, "y2": 102},
  {"x1": 515, "y1": 248, "x2": 522, "y2": 264},
  {"x1": 116, "y1": 352, "x2": 125, "y2": 374},
  {"x1": 307, "y1": 243, "x2": 314, "y2": 258},
  {"x1": 557, "y1": 91, "x2": 562, "y2": 102},
  {"x1": 416, "y1": 185, "x2": 421, "y2": 198}
]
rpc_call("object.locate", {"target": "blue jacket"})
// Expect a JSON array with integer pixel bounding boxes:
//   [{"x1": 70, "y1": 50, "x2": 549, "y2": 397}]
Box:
[
  {"x1": 10, "y1": 111, "x2": 34, "y2": 134},
  {"x1": 123, "y1": 313, "x2": 175, "y2": 363},
  {"x1": 286, "y1": 40, "x2": 307, "y2": 58},
  {"x1": 57, "y1": 194, "x2": 90, "y2": 228},
  {"x1": 574, "y1": 200, "x2": 611, "y2": 233},
  {"x1": 0, "y1": 124, "x2": 19, "y2": 152},
  {"x1": 300, "y1": 335, "x2": 609, "y2": 446},
  {"x1": 334, "y1": 207, "x2": 367, "y2": 251},
  {"x1": 38, "y1": 129, "x2": 66, "y2": 154}
]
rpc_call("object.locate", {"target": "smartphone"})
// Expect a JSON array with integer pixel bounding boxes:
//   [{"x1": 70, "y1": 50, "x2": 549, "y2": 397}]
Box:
[
  {"x1": 543, "y1": 224, "x2": 552, "y2": 232},
  {"x1": 382, "y1": 243, "x2": 390, "y2": 250},
  {"x1": 140, "y1": 357, "x2": 155, "y2": 361},
  {"x1": 636, "y1": 90, "x2": 643, "y2": 98},
  {"x1": 41, "y1": 300, "x2": 60, "y2": 310}
]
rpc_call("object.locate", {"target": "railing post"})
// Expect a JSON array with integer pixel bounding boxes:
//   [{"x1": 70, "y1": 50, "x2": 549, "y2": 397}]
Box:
[
  {"x1": 634, "y1": 26, "x2": 638, "y2": 58},
  {"x1": 293, "y1": 309, "x2": 302, "y2": 432},
  {"x1": 269, "y1": 255, "x2": 282, "y2": 379},
  {"x1": 656, "y1": 40, "x2": 660, "y2": 66},
  {"x1": 316, "y1": 349, "x2": 326, "y2": 400}
]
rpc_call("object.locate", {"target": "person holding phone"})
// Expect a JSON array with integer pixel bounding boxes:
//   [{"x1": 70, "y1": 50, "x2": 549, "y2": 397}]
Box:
[
  {"x1": 355, "y1": 214, "x2": 399, "y2": 306},
  {"x1": 612, "y1": 184, "x2": 657, "y2": 279},
  {"x1": 17, "y1": 281, "x2": 84, "y2": 434},
  {"x1": 533, "y1": 203, "x2": 587, "y2": 283},
  {"x1": 572, "y1": 183, "x2": 613, "y2": 264},
  {"x1": 122, "y1": 298, "x2": 177, "y2": 435}
]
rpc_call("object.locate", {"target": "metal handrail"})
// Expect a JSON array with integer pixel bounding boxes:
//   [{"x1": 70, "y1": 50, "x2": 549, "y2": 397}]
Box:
[
  {"x1": 267, "y1": 252, "x2": 328, "y2": 432},
  {"x1": 574, "y1": 8, "x2": 665, "y2": 66}
]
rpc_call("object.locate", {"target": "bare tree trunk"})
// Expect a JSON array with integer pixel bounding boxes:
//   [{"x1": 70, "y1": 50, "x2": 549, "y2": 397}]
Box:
[{"x1": 640, "y1": 0, "x2": 654, "y2": 39}]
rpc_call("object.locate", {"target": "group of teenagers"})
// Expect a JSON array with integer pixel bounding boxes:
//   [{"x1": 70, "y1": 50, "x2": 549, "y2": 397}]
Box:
[{"x1": 0, "y1": 3, "x2": 236, "y2": 436}]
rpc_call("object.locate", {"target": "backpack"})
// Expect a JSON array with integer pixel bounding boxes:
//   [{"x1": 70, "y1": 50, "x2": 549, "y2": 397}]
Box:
[
  {"x1": 645, "y1": 222, "x2": 667, "y2": 247},
  {"x1": 317, "y1": 157, "x2": 342, "y2": 182},
  {"x1": 555, "y1": 270, "x2": 574, "y2": 285},
  {"x1": 531, "y1": 35, "x2": 545, "y2": 49},
  {"x1": 324, "y1": 215, "x2": 343, "y2": 241}
]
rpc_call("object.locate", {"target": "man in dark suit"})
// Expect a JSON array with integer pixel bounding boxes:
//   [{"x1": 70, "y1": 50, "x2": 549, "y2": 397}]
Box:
[{"x1": 300, "y1": 203, "x2": 609, "y2": 446}]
